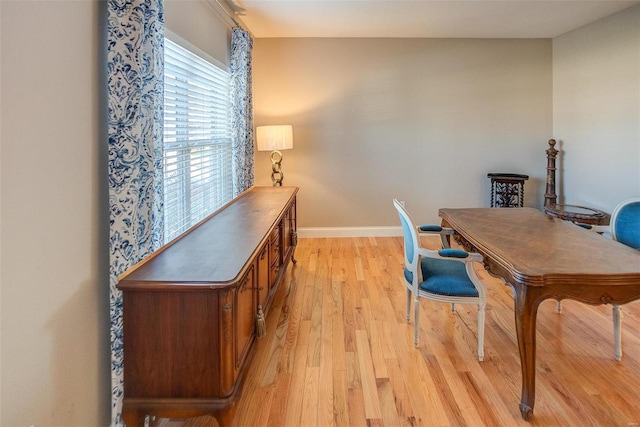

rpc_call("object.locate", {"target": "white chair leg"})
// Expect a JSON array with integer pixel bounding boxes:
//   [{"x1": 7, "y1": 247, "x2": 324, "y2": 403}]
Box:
[
  {"x1": 556, "y1": 300, "x2": 562, "y2": 313},
  {"x1": 477, "y1": 303, "x2": 486, "y2": 362},
  {"x1": 440, "y1": 234, "x2": 451, "y2": 249},
  {"x1": 406, "y1": 288, "x2": 412, "y2": 323},
  {"x1": 450, "y1": 303, "x2": 455, "y2": 313},
  {"x1": 414, "y1": 296, "x2": 420, "y2": 347},
  {"x1": 613, "y1": 304, "x2": 622, "y2": 361}
]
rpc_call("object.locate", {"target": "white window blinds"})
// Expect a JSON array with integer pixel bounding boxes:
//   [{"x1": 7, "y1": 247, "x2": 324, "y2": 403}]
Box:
[{"x1": 163, "y1": 38, "x2": 233, "y2": 243}]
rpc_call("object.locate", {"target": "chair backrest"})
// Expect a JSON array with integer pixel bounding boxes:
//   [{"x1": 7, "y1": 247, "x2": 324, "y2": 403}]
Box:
[
  {"x1": 393, "y1": 199, "x2": 419, "y2": 266},
  {"x1": 610, "y1": 198, "x2": 640, "y2": 250}
]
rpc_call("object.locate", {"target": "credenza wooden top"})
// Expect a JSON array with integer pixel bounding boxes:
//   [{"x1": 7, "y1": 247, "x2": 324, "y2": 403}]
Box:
[
  {"x1": 439, "y1": 207, "x2": 640, "y2": 287},
  {"x1": 118, "y1": 186, "x2": 298, "y2": 289}
]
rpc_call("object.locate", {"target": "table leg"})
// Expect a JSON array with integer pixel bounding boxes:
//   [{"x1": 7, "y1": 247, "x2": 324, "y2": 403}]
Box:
[{"x1": 513, "y1": 282, "x2": 544, "y2": 420}]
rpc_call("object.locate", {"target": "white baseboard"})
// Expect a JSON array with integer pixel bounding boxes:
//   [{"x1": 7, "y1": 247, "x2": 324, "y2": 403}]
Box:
[{"x1": 298, "y1": 226, "x2": 403, "y2": 238}]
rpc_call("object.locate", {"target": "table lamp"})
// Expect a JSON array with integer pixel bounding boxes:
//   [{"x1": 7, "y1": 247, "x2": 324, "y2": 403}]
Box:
[{"x1": 256, "y1": 125, "x2": 293, "y2": 186}]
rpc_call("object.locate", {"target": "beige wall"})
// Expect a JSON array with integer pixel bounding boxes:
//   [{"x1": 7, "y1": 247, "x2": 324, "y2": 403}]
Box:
[
  {"x1": 254, "y1": 38, "x2": 552, "y2": 228},
  {"x1": 0, "y1": 1, "x2": 110, "y2": 425},
  {"x1": 0, "y1": 0, "x2": 230, "y2": 425},
  {"x1": 165, "y1": 0, "x2": 231, "y2": 67},
  {"x1": 553, "y1": 5, "x2": 640, "y2": 213}
]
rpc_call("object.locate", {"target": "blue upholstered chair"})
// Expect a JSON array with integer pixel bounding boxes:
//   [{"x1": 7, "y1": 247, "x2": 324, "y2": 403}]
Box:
[
  {"x1": 575, "y1": 198, "x2": 640, "y2": 361},
  {"x1": 393, "y1": 199, "x2": 487, "y2": 361},
  {"x1": 609, "y1": 198, "x2": 640, "y2": 250}
]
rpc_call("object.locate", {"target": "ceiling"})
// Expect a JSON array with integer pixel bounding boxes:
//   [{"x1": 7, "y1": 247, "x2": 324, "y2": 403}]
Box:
[{"x1": 229, "y1": 0, "x2": 639, "y2": 38}]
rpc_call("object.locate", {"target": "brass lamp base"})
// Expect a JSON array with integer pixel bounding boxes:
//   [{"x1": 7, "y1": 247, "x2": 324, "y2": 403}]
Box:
[{"x1": 270, "y1": 150, "x2": 284, "y2": 186}]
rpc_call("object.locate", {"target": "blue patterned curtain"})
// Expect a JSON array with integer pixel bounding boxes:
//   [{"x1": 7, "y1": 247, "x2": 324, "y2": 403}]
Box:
[
  {"x1": 107, "y1": 0, "x2": 164, "y2": 424},
  {"x1": 231, "y1": 28, "x2": 255, "y2": 195}
]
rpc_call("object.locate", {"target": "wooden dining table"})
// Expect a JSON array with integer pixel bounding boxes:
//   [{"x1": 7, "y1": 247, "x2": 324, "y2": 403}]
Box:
[{"x1": 438, "y1": 207, "x2": 640, "y2": 420}]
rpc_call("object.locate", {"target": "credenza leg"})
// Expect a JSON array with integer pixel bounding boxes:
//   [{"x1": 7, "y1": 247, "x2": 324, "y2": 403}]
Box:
[{"x1": 291, "y1": 230, "x2": 298, "y2": 264}]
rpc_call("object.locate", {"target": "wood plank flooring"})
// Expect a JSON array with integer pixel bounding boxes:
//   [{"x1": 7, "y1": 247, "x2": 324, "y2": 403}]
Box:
[{"x1": 232, "y1": 236, "x2": 640, "y2": 426}]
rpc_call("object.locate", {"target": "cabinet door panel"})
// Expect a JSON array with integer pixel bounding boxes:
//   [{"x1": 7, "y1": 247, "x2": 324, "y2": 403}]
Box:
[
  {"x1": 123, "y1": 291, "x2": 220, "y2": 398},
  {"x1": 257, "y1": 245, "x2": 269, "y2": 307},
  {"x1": 269, "y1": 227, "x2": 281, "y2": 289},
  {"x1": 236, "y1": 267, "x2": 255, "y2": 369},
  {"x1": 269, "y1": 226, "x2": 280, "y2": 266}
]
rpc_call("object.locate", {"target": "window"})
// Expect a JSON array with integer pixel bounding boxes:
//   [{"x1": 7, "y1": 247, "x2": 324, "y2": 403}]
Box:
[{"x1": 163, "y1": 37, "x2": 233, "y2": 243}]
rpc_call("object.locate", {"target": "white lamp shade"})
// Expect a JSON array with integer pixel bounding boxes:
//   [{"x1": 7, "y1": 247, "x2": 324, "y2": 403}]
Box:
[{"x1": 256, "y1": 125, "x2": 293, "y2": 151}]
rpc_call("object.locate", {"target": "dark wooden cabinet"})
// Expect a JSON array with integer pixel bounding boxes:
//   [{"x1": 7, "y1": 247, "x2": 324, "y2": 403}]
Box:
[{"x1": 117, "y1": 186, "x2": 298, "y2": 426}]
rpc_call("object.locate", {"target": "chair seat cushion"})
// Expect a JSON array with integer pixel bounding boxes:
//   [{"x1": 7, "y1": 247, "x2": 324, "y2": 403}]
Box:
[{"x1": 404, "y1": 258, "x2": 478, "y2": 298}]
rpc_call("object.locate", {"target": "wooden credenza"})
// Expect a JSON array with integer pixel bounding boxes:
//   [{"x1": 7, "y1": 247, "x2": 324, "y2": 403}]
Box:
[{"x1": 117, "y1": 186, "x2": 298, "y2": 426}]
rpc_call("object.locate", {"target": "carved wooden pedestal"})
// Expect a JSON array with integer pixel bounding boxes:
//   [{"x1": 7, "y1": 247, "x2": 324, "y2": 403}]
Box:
[{"x1": 487, "y1": 173, "x2": 529, "y2": 208}]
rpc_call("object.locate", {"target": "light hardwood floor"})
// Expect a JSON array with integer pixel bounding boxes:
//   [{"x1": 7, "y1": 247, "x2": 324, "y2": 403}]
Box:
[{"x1": 232, "y1": 236, "x2": 640, "y2": 426}]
